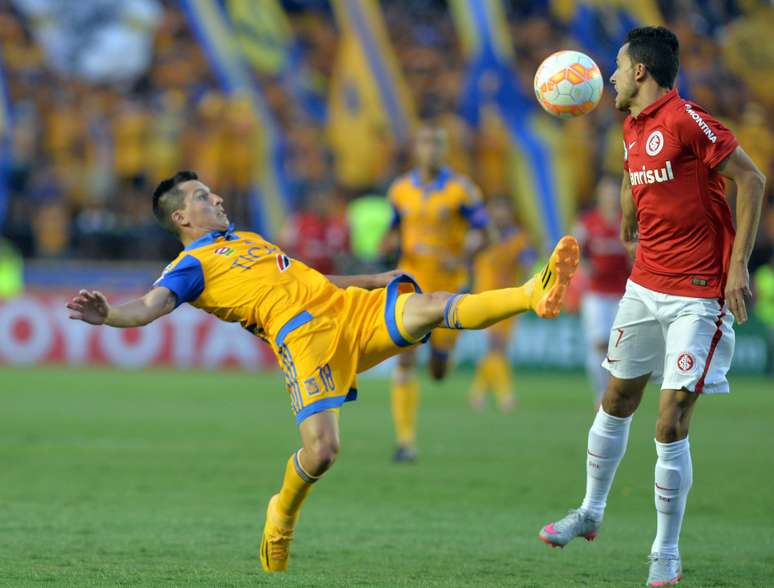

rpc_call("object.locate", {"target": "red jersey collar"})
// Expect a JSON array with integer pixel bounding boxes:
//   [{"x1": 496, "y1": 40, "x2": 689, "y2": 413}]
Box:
[{"x1": 634, "y1": 88, "x2": 679, "y2": 119}]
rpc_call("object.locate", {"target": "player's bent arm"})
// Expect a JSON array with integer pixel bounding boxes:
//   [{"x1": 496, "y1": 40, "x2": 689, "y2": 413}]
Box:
[
  {"x1": 717, "y1": 146, "x2": 766, "y2": 323},
  {"x1": 326, "y1": 270, "x2": 404, "y2": 290},
  {"x1": 619, "y1": 173, "x2": 638, "y2": 259},
  {"x1": 717, "y1": 146, "x2": 766, "y2": 266},
  {"x1": 66, "y1": 287, "x2": 176, "y2": 327}
]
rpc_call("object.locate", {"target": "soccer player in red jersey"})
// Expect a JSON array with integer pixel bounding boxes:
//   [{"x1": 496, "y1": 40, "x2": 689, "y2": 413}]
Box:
[
  {"x1": 539, "y1": 27, "x2": 765, "y2": 586},
  {"x1": 575, "y1": 176, "x2": 630, "y2": 410}
]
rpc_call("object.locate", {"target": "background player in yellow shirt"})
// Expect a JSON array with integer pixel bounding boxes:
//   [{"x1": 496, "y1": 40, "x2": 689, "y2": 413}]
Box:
[
  {"x1": 381, "y1": 124, "x2": 490, "y2": 462},
  {"x1": 470, "y1": 197, "x2": 536, "y2": 413},
  {"x1": 66, "y1": 171, "x2": 579, "y2": 573}
]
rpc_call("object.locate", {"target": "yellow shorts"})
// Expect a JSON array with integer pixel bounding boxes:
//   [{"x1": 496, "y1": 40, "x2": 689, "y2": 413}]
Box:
[{"x1": 272, "y1": 274, "x2": 426, "y2": 424}]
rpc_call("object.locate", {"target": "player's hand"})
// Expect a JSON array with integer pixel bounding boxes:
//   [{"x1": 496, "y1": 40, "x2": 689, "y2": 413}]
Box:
[
  {"x1": 66, "y1": 290, "x2": 110, "y2": 325},
  {"x1": 725, "y1": 261, "x2": 751, "y2": 324}
]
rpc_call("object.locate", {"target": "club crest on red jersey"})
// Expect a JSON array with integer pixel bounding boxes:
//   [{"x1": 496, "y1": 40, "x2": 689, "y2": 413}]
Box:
[{"x1": 645, "y1": 130, "x2": 664, "y2": 156}]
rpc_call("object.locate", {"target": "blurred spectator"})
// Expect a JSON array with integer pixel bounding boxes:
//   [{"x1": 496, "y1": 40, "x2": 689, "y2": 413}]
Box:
[
  {"x1": 0, "y1": 0, "x2": 768, "y2": 292},
  {"x1": 278, "y1": 189, "x2": 350, "y2": 275}
]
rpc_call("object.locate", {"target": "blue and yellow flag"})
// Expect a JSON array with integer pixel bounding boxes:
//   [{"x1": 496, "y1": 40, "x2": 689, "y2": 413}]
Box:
[
  {"x1": 227, "y1": 0, "x2": 292, "y2": 75},
  {"x1": 327, "y1": 0, "x2": 415, "y2": 189},
  {"x1": 451, "y1": 0, "x2": 573, "y2": 250},
  {"x1": 180, "y1": 0, "x2": 290, "y2": 237}
]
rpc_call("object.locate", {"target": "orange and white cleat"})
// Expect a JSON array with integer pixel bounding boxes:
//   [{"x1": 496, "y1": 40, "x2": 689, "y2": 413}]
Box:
[{"x1": 528, "y1": 235, "x2": 580, "y2": 319}]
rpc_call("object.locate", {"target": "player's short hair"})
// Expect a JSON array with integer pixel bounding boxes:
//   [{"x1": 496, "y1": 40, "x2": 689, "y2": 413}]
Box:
[
  {"x1": 624, "y1": 26, "x2": 679, "y2": 89},
  {"x1": 152, "y1": 170, "x2": 198, "y2": 234}
]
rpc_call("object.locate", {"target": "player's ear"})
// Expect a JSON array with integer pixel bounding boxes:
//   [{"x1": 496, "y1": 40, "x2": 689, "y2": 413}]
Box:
[
  {"x1": 634, "y1": 62, "x2": 647, "y2": 83},
  {"x1": 170, "y1": 209, "x2": 187, "y2": 229}
]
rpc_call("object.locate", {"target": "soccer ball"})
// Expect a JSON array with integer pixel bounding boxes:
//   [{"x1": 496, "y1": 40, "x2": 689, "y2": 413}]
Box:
[{"x1": 533, "y1": 50, "x2": 604, "y2": 119}]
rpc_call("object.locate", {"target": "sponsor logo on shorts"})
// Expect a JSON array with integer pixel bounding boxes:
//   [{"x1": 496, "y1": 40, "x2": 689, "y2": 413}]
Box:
[
  {"x1": 645, "y1": 130, "x2": 664, "y2": 156},
  {"x1": 676, "y1": 352, "x2": 695, "y2": 373}
]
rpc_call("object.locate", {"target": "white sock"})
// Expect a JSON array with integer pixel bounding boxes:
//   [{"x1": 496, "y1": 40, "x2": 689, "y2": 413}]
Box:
[
  {"x1": 651, "y1": 437, "x2": 692, "y2": 558},
  {"x1": 580, "y1": 408, "x2": 632, "y2": 520},
  {"x1": 586, "y1": 347, "x2": 609, "y2": 406}
]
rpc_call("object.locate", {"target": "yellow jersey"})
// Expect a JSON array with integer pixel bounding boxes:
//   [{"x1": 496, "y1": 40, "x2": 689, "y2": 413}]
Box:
[
  {"x1": 154, "y1": 227, "x2": 343, "y2": 346},
  {"x1": 154, "y1": 225, "x2": 425, "y2": 425},
  {"x1": 389, "y1": 167, "x2": 488, "y2": 291}
]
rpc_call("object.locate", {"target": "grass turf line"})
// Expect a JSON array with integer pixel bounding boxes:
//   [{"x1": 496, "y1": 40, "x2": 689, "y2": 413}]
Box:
[{"x1": 0, "y1": 367, "x2": 772, "y2": 586}]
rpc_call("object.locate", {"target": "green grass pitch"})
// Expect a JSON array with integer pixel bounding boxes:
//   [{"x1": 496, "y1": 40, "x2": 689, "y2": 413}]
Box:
[{"x1": 1, "y1": 366, "x2": 772, "y2": 587}]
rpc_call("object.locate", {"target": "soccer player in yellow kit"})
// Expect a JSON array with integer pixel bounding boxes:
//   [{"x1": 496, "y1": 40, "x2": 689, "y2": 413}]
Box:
[
  {"x1": 469, "y1": 197, "x2": 536, "y2": 413},
  {"x1": 381, "y1": 124, "x2": 490, "y2": 461},
  {"x1": 66, "y1": 171, "x2": 580, "y2": 573}
]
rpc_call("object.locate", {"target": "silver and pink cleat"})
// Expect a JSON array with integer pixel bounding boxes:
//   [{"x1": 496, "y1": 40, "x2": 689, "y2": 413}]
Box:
[
  {"x1": 538, "y1": 509, "x2": 600, "y2": 548},
  {"x1": 646, "y1": 553, "x2": 683, "y2": 586}
]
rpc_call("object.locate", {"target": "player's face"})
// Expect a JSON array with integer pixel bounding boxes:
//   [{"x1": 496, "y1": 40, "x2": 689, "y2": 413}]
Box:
[
  {"x1": 610, "y1": 44, "x2": 637, "y2": 112},
  {"x1": 176, "y1": 180, "x2": 230, "y2": 232},
  {"x1": 414, "y1": 127, "x2": 447, "y2": 170}
]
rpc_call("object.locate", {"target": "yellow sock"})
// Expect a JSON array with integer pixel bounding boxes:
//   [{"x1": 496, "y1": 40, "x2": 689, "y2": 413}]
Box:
[
  {"x1": 443, "y1": 288, "x2": 531, "y2": 330},
  {"x1": 488, "y1": 351, "x2": 514, "y2": 403},
  {"x1": 391, "y1": 377, "x2": 419, "y2": 447},
  {"x1": 274, "y1": 450, "x2": 319, "y2": 526}
]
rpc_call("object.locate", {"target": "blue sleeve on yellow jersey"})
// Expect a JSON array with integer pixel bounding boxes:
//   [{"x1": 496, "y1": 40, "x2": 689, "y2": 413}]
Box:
[
  {"x1": 459, "y1": 202, "x2": 489, "y2": 229},
  {"x1": 154, "y1": 255, "x2": 205, "y2": 307},
  {"x1": 390, "y1": 204, "x2": 401, "y2": 229}
]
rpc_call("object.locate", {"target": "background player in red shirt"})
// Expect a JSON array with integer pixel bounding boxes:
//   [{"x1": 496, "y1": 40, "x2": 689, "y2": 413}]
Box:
[
  {"x1": 539, "y1": 27, "x2": 766, "y2": 586},
  {"x1": 575, "y1": 176, "x2": 630, "y2": 411}
]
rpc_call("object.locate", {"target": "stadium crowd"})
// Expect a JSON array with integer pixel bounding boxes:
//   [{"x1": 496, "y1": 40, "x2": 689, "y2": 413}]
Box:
[{"x1": 0, "y1": 0, "x2": 771, "y2": 292}]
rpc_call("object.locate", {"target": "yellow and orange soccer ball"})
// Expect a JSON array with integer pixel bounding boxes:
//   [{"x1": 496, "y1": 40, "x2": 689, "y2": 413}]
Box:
[{"x1": 534, "y1": 50, "x2": 603, "y2": 119}]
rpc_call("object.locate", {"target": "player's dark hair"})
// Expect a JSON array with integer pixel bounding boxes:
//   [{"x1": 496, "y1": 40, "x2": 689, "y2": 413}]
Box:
[
  {"x1": 152, "y1": 170, "x2": 198, "y2": 234},
  {"x1": 624, "y1": 26, "x2": 679, "y2": 89}
]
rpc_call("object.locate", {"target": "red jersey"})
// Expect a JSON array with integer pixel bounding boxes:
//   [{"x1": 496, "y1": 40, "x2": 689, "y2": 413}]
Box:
[
  {"x1": 623, "y1": 89, "x2": 738, "y2": 298},
  {"x1": 577, "y1": 209, "x2": 629, "y2": 295}
]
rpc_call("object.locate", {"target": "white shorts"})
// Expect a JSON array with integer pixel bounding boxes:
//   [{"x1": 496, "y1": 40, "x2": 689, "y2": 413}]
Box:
[
  {"x1": 581, "y1": 292, "x2": 622, "y2": 345},
  {"x1": 602, "y1": 280, "x2": 735, "y2": 394}
]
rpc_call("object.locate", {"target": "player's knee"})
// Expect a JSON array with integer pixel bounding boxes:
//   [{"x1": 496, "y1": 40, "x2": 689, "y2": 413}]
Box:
[
  {"x1": 602, "y1": 375, "x2": 648, "y2": 417},
  {"x1": 308, "y1": 438, "x2": 339, "y2": 475},
  {"x1": 306, "y1": 436, "x2": 340, "y2": 473},
  {"x1": 655, "y1": 414, "x2": 681, "y2": 443}
]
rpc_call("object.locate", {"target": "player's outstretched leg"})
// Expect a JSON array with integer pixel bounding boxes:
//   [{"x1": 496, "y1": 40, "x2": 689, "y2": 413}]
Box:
[
  {"x1": 260, "y1": 410, "x2": 338, "y2": 572},
  {"x1": 400, "y1": 236, "x2": 580, "y2": 340}
]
